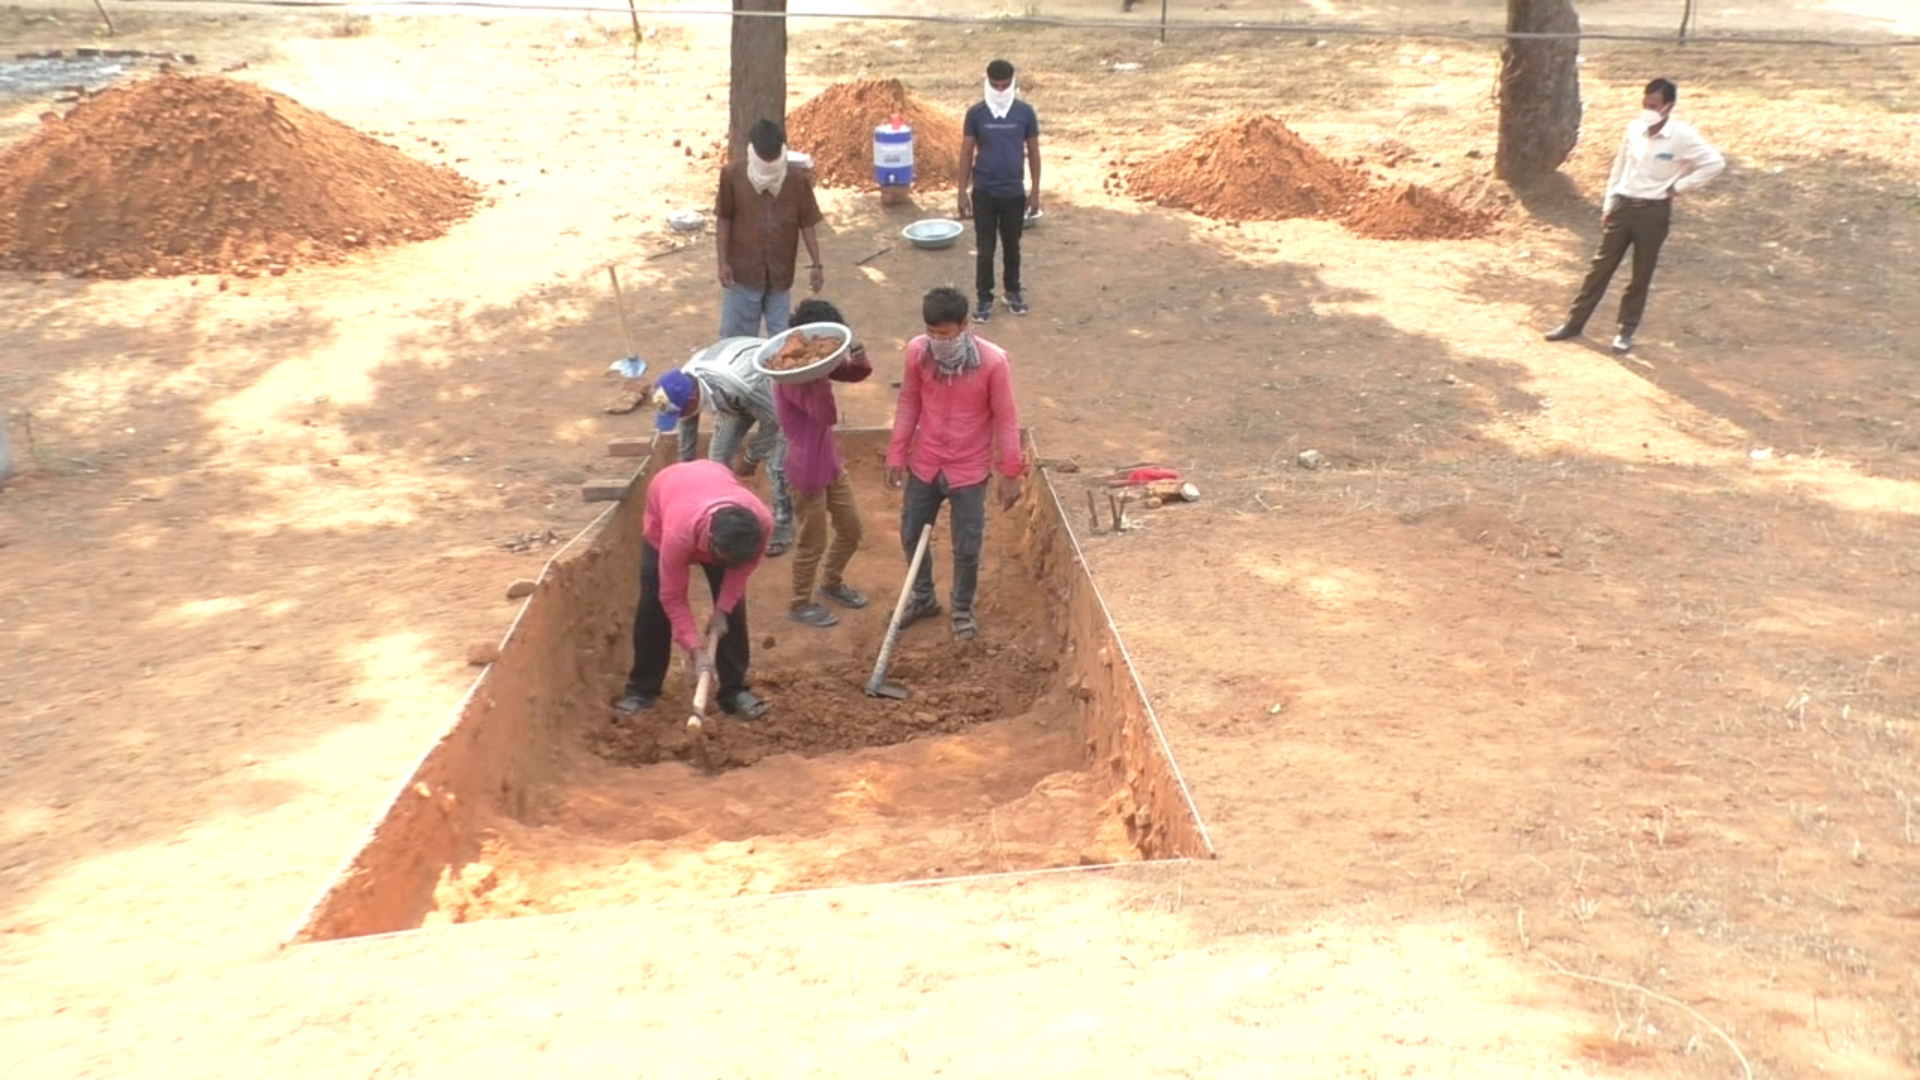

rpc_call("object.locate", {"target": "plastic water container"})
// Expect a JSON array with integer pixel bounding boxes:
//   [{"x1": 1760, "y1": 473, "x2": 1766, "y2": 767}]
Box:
[{"x1": 873, "y1": 113, "x2": 914, "y2": 189}]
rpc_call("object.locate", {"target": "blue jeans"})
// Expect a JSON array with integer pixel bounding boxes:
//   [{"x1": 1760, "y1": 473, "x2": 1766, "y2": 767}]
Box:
[
  {"x1": 720, "y1": 284, "x2": 793, "y2": 340},
  {"x1": 901, "y1": 471, "x2": 987, "y2": 614}
]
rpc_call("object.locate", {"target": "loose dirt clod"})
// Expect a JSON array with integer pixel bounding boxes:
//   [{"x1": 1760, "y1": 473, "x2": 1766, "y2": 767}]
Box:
[
  {"x1": 785, "y1": 78, "x2": 964, "y2": 192},
  {"x1": 1126, "y1": 113, "x2": 1368, "y2": 222},
  {"x1": 0, "y1": 72, "x2": 479, "y2": 278}
]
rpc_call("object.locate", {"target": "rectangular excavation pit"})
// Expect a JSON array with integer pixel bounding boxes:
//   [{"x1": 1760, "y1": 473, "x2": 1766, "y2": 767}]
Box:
[{"x1": 291, "y1": 430, "x2": 1211, "y2": 943}]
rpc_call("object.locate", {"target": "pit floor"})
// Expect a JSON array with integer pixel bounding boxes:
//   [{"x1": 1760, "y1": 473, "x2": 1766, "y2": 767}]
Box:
[{"x1": 426, "y1": 452, "x2": 1138, "y2": 925}]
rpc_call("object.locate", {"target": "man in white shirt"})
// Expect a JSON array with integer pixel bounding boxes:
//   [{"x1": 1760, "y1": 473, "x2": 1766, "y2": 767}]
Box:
[{"x1": 1545, "y1": 78, "x2": 1725, "y2": 354}]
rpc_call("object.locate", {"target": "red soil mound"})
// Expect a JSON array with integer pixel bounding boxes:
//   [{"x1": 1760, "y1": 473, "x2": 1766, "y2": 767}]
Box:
[
  {"x1": 1125, "y1": 113, "x2": 1367, "y2": 222},
  {"x1": 0, "y1": 72, "x2": 479, "y2": 278},
  {"x1": 1343, "y1": 181, "x2": 1495, "y2": 240},
  {"x1": 785, "y1": 78, "x2": 964, "y2": 192}
]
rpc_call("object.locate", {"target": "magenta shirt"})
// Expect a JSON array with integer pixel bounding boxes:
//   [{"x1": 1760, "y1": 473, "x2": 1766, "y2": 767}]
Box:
[
  {"x1": 774, "y1": 345, "x2": 872, "y2": 496},
  {"x1": 643, "y1": 461, "x2": 772, "y2": 651}
]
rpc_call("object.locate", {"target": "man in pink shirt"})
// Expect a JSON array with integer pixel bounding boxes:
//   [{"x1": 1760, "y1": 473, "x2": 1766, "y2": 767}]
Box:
[
  {"x1": 885, "y1": 286, "x2": 1024, "y2": 642},
  {"x1": 616, "y1": 459, "x2": 774, "y2": 720}
]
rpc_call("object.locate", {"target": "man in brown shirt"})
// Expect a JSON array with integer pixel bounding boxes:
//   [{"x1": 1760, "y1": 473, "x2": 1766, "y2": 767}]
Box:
[{"x1": 716, "y1": 119, "x2": 826, "y2": 339}]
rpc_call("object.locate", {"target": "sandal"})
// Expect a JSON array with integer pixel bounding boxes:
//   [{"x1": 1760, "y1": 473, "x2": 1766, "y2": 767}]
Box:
[
  {"x1": 818, "y1": 582, "x2": 869, "y2": 609},
  {"x1": 721, "y1": 689, "x2": 771, "y2": 721},
  {"x1": 899, "y1": 594, "x2": 942, "y2": 628},
  {"x1": 787, "y1": 603, "x2": 840, "y2": 628},
  {"x1": 613, "y1": 689, "x2": 659, "y2": 717},
  {"x1": 951, "y1": 610, "x2": 980, "y2": 642}
]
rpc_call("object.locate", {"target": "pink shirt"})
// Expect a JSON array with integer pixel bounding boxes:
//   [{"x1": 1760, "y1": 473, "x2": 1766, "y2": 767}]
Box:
[
  {"x1": 643, "y1": 460, "x2": 772, "y2": 651},
  {"x1": 885, "y1": 335, "x2": 1024, "y2": 488}
]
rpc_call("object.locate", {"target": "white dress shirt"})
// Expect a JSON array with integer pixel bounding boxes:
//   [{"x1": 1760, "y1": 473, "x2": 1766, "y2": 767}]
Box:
[{"x1": 1603, "y1": 115, "x2": 1725, "y2": 212}]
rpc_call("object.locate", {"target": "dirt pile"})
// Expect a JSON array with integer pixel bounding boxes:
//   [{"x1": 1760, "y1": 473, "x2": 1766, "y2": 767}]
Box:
[
  {"x1": 1125, "y1": 113, "x2": 1367, "y2": 222},
  {"x1": 0, "y1": 72, "x2": 479, "y2": 278},
  {"x1": 785, "y1": 78, "x2": 964, "y2": 192},
  {"x1": 1124, "y1": 113, "x2": 1493, "y2": 239},
  {"x1": 1344, "y1": 181, "x2": 1494, "y2": 240}
]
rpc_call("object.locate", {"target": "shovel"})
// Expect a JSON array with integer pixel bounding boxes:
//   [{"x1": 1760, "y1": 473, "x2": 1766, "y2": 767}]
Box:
[
  {"x1": 606, "y1": 265, "x2": 648, "y2": 380},
  {"x1": 685, "y1": 625, "x2": 723, "y2": 771},
  {"x1": 865, "y1": 523, "x2": 933, "y2": 700}
]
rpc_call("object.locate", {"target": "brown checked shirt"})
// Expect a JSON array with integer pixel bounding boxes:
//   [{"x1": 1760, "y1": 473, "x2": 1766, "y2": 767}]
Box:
[{"x1": 714, "y1": 160, "x2": 824, "y2": 294}]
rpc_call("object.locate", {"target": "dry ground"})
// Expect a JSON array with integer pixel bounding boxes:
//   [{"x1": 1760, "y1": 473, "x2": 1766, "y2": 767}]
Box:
[{"x1": 3, "y1": 1, "x2": 1918, "y2": 1076}]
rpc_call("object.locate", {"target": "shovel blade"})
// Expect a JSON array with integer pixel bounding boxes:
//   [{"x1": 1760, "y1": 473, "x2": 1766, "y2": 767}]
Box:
[{"x1": 865, "y1": 682, "x2": 909, "y2": 700}]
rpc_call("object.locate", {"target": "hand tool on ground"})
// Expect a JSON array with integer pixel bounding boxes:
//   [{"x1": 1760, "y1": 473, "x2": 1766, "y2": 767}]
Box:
[
  {"x1": 865, "y1": 523, "x2": 933, "y2": 700},
  {"x1": 606, "y1": 265, "x2": 647, "y2": 379},
  {"x1": 685, "y1": 624, "x2": 723, "y2": 771}
]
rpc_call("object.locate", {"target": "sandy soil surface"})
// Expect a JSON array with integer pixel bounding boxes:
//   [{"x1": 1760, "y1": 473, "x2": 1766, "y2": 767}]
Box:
[{"x1": 3, "y1": 0, "x2": 1919, "y2": 1076}]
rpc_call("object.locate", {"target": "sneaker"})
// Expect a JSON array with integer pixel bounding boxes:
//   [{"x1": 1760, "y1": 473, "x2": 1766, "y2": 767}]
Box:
[
  {"x1": 787, "y1": 603, "x2": 839, "y2": 628},
  {"x1": 973, "y1": 300, "x2": 994, "y2": 324},
  {"x1": 1611, "y1": 332, "x2": 1635, "y2": 354},
  {"x1": 1007, "y1": 291, "x2": 1029, "y2": 316},
  {"x1": 899, "y1": 594, "x2": 943, "y2": 628},
  {"x1": 613, "y1": 689, "x2": 659, "y2": 717},
  {"x1": 1544, "y1": 323, "x2": 1583, "y2": 342},
  {"x1": 818, "y1": 582, "x2": 870, "y2": 609},
  {"x1": 766, "y1": 525, "x2": 793, "y2": 558}
]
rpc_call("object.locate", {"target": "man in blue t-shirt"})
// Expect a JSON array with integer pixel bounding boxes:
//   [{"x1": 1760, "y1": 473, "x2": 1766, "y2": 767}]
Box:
[{"x1": 959, "y1": 58, "x2": 1041, "y2": 323}]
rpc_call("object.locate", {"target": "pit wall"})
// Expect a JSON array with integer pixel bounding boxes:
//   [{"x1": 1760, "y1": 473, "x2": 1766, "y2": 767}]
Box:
[{"x1": 289, "y1": 429, "x2": 1211, "y2": 944}]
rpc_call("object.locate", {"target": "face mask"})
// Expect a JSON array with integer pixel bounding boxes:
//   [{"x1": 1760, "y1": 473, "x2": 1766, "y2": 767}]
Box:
[
  {"x1": 747, "y1": 147, "x2": 788, "y2": 196},
  {"x1": 984, "y1": 79, "x2": 1018, "y2": 119},
  {"x1": 1640, "y1": 108, "x2": 1667, "y2": 128},
  {"x1": 926, "y1": 332, "x2": 979, "y2": 378}
]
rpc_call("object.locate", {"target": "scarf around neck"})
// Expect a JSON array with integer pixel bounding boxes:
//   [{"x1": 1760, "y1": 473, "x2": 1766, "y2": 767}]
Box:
[
  {"x1": 926, "y1": 332, "x2": 980, "y2": 382},
  {"x1": 983, "y1": 79, "x2": 1018, "y2": 120},
  {"x1": 747, "y1": 148, "x2": 788, "y2": 196}
]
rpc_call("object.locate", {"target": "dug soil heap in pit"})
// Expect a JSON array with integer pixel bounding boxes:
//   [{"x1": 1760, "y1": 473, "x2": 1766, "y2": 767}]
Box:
[
  {"x1": 0, "y1": 72, "x2": 479, "y2": 278},
  {"x1": 786, "y1": 78, "x2": 964, "y2": 193}
]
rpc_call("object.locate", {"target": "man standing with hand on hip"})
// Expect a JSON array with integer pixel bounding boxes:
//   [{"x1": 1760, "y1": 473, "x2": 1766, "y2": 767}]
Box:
[
  {"x1": 959, "y1": 58, "x2": 1041, "y2": 323},
  {"x1": 716, "y1": 119, "x2": 826, "y2": 339},
  {"x1": 1545, "y1": 78, "x2": 1725, "y2": 355}
]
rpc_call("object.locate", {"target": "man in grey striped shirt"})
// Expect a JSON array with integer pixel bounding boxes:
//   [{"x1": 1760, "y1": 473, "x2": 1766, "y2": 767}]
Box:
[{"x1": 654, "y1": 338, "x2": 794, "y2": 555}]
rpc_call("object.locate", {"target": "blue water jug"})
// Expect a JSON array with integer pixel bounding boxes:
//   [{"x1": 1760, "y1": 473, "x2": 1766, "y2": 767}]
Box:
[{"x1": 873, "y1": 113, "x2": 914, "y2": 189}]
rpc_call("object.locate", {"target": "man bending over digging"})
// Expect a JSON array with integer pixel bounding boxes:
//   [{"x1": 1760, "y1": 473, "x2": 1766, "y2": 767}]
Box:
[
  {"x1": 615, "y1": 459, "x2": 773, "y2": 721},
  {"x1": 885, "y1": 286, "x2": 1024, "y2": 641}
]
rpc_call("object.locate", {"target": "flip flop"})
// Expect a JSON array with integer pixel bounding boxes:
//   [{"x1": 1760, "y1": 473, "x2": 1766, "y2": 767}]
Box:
[{"x1": 721, "y1": 689, "x2": 771, "y2": 721}]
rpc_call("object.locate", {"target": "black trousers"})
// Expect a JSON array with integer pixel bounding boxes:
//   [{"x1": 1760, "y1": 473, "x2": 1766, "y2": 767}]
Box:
[
  {"x1": 1565, "y1": 197, "x2": 1672, "y2": 335},
  {"x1": 972, "y1": 190, "x2": 1026, "y2": 303},
  {"x1": 626, "y1": 540, "x2": 751, "y2": 698}
]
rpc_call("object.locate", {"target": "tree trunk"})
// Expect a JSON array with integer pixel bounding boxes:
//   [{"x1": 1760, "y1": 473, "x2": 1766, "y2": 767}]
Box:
[
  {"x1": 728, "y1": 0, "x2": 787, "y2": 162},
  {"x1": 1496, "y1": 0, "x2": 1582, "y2": 185}
]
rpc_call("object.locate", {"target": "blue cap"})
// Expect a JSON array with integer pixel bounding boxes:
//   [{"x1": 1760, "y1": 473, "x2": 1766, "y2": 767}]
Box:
[{"x1": 654, "y1": 370, "x2": 696, "y2": 432}]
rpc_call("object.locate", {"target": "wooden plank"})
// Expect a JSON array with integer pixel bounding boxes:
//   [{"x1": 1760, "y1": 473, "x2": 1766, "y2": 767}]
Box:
[
  {"x1": 606, "y1": 437, "x2": 651, "y2": 458},
  {"x1": 580, "y1": 479, "x2": 631, "y2": 503}
]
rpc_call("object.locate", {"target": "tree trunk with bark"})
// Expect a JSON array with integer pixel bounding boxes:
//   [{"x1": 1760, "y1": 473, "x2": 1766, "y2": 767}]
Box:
[
  {"x1": 728, "y1": 0, "x2": 787, "y2": 162},
  {"x1": 1496, "y1": 0, "x2": 1583, "y2": 184}
]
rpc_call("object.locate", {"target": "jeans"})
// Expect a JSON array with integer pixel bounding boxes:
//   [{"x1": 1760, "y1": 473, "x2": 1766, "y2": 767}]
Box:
[
  {"x1": 1565, "y1": 197, "x2": 1673, "y2": 335},
  {"x1": 972, "y1": 191, "x2": 1026, "y2": 304},
  {"x1": 626, "y1": 540, "x2": 752, "y2": 698},
  {"x1": 901, "y1": 471, "x2": 987, "y2": 614},
  {"x1": 676, "y1": 414, "x2": 792, "y2": 536},
  {"x1": 790, "y1": 471, "x2": 863, "y2": 610},
  {"x1": 719, "y1": 283, "x2": 793, "y2": 339}
]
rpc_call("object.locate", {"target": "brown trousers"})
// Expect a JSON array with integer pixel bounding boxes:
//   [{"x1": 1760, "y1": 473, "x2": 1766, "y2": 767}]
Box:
[
  {"x1": 1565, "y1": 196, "x2": 1672, "y2": 335},
  {"x1": 790, "y1": 470, "x2": 863, "y2": 610}
]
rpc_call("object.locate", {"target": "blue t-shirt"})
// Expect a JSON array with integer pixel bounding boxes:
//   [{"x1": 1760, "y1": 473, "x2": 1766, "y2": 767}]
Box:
[{"x1": 964, "y1": 100, "x2": 1039, "y2": 199}]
